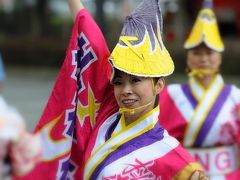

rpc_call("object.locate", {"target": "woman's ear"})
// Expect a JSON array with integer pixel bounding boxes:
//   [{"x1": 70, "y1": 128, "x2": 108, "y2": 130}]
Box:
[{"x1": 155, "y1": 78, "x2": 165, "y2": 94}]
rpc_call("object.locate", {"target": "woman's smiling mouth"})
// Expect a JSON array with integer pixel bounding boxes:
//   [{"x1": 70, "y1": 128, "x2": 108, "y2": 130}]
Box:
[{"x1": 122, "y1": 99, "x2": 137, "y2": 107}]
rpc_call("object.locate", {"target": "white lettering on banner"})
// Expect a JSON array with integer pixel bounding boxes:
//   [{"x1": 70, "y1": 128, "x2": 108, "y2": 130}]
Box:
[
  {"x1": 215, "y1": 151, "x2": 231, "y2": 171},
  {"x1": 193, "y1": 153, "x2": 210, "y2": 171},
  {"x1": 188, "y1": 146, "x2": 237, "y2": 176}
]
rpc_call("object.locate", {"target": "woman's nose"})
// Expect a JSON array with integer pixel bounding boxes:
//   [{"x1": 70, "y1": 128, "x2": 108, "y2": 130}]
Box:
[
  {"x1": 121, "y1": 83, "x2": 132, "y2": 96},
  {"x1": 200, "y1": 53, "x2": 208, "y2": 62}
]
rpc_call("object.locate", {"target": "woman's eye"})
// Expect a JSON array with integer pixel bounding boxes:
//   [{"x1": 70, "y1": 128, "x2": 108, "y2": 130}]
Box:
[
  {"x1": 207, "y1": 50, "x2": 214, "y2": 55},
  {"x1": 132, "y1": 78, "x2": 141, "y2": 83},
  {"x1": 112, "y1": 80, "x2": 121, "y2": 85},
  {"x1": 192, "y1": 51, "x2": 200, "y2": 55}
]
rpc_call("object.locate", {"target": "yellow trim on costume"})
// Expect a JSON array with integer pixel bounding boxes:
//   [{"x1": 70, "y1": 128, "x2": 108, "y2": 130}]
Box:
[
  {"x1": 111, "y1": 102, "x2": 160, "y2": 137},
  {"x1": 173, "y1": 162, "x2": 204, "y2": 180},
  {"x1": 113, "y1": 106, "x2": 159, "y2": 139},
  {"x1": 120, "y1": 115, "x2": 126, "y2": 129},
  {"x1": 36, "y1": 113, "x2": 71, "y2": 162},
  {"x1": 188, "y1": 68, "x2": 218, "y2": 77},
  {"x1": 151, "y1": 78, "x2": 155, "y2": 94},
  {"x1": 189, "y1": 72, "x2": 219, "y2": 101},
  {"x1": 119, "y1": 101, "x2": 153, "y2": 115},
  {"x1": 189, "y1": 77, "x2": 205, "y2": 101},
  {"x1": 84, "y1": 106, "x2": 159, "y2": 179},
  {"x1": 191, "y1": 84, "x2": 221, "y2": 144},
  {"x1": 184, "y1": 75, "x2": 224, "y2": 147}
]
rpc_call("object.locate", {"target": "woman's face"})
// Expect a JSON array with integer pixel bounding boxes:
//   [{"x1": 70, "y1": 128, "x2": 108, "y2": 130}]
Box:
[
  {"x1": 187, "y1": 44, "x2": 222, "y2": 72},
  {"x1": 112, "y1": 71, "x2": 164, "y2": 117}
]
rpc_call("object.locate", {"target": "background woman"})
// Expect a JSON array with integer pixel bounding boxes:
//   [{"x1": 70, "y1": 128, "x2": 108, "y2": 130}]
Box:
[{"x1": 160, "y1": 0, "x2": 240, "y2": 179}]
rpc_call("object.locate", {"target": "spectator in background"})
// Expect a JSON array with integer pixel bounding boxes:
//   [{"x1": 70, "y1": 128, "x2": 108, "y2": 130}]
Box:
[
  {"x1": 160, "y1": 0, "x2": 240, "y2": 179},
  {"x1": 0, "y1": 96, "x2": 42, "y2": 179},
  {"x1": 160, "y1": 0, "x2": 179, "y2": 41}
]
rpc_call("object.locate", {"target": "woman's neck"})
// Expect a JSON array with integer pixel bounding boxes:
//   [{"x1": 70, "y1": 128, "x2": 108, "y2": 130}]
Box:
[
  {"x1": 196, "y1": 74, "x2": 216, "y2": 89},
  {"x1": 124, "y1": 114, "x2": 139, "y2": 126},
  {"x1": 123, "y1": 103, "x2": 155, "y2": 126}
]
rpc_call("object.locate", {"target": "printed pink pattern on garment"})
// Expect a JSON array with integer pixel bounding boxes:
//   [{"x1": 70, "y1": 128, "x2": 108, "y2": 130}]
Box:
[
  {"x1": 217, "y1": 103, "x2": 240, "y2": 145},
  {"x1": 103, "y1": 159, "x2": 161, "y2": 180},
  {"x1": 219, "y1": 121, "x2": 238, "y2": 145},
  {"x1": 233, "y1": 103, "x2": 240, "y2": 121}
]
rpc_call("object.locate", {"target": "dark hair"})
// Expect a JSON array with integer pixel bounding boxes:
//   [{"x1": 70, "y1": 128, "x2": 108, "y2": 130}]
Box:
[
  {"x1": 111, "y1": 68, "x2": 122, "y2": 83},
  {"x1": 153, "y1": 77, "x2": 161, "y2": 107}
]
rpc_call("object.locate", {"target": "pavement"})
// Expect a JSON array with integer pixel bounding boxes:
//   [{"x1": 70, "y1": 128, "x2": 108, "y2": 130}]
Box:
[
  {"x1": 1, "y1": 65, "x2": 240, "y2": 131},
  {"x1": 1, "y1": 66, "x2": 58, "y2": 131}
]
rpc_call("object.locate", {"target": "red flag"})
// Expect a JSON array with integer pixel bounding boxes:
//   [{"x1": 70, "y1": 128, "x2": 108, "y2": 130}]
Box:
[{"x1": 22, "y1": 9, "x2": 118, "y2": 179}]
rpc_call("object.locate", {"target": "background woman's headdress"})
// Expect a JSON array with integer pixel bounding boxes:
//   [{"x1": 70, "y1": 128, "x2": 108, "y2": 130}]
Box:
[{"x1": 184, "y1": 0, "x2": 224, "y2": 52}]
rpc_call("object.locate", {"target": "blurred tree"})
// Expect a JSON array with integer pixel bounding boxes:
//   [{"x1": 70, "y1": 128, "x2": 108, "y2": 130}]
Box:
[
  {"x1": 94, "y1": 0, "x2": 106, "y2": 33},
  {"x1": 36, "y1": 0, "x2": 48, "y2": 36}
]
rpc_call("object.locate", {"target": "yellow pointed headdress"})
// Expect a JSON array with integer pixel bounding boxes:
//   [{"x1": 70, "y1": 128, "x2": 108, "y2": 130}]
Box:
[
  {"x1": 184, "y1": 0, "x2": 224, "y2": 52},
  {"x1": 109, "y1": 0, "x2": 174, "y2": 77}
]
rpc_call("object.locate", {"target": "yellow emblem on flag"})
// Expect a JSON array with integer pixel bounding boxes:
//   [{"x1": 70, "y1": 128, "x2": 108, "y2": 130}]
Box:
[{"x1": 77, "y1": 85, "x2": 100, "y2": 127}]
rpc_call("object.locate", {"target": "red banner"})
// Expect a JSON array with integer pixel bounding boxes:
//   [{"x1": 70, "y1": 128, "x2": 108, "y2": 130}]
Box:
[{"x1": 21, "y1": 9, "x2": 118, "y2": 179}]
